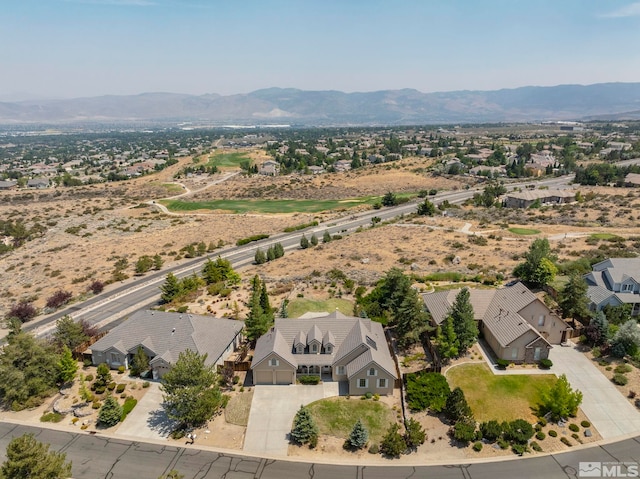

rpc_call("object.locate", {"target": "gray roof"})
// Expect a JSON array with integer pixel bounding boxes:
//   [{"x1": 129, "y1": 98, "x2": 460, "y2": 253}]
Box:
[
  {"x1": 251, "y1": 311, "x2": 397, "y2": 379},
  {"x1": 594, "y1": 258, "x2": 640, "y2": 284},
  {"x1": 422, "y1": 282, "x2": 551, "y2": 348},
  {"x1": 505, "y1": 189, "x2": 574, "y2": 201},
  {"x1": 587, "y1": 258, "x2": 640, "y2": 306},
  {"x1": 91, "y1": 310, "x2": 243, "y2": 367}
]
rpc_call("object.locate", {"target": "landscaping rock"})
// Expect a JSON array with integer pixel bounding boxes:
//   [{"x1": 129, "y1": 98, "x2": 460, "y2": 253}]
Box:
[
  {"x1": 584, "y1": 429, "x2": 592, "y2": 437},
  {"x1": 74, "y1": 407, "x2": 93, "y2": 418},
  {"x1": 410, "y1": 263, "x2": 420, "y2": 271},
  {"x1": 452, "y1": 256, "x2": 461, "y2": 265},
  {"x1": 53, "y1": 399, "x2": 74, "y2": 415}
]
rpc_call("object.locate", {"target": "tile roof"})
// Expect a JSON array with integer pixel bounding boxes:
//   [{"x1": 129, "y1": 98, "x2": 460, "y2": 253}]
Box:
[{"x1": 91, "y1": 310, "x2": 243, "y2": 367}]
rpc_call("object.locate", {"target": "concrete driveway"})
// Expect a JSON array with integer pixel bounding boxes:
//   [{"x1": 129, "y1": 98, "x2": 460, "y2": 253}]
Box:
[
  {"x1": 116, "y1": 381, "x2": 176, "y2": 440},
  {"x1": 244, "y1": 382, "x2": 340, "y2": 456},
  {"x1": 550, "y1": 343, "x2": 640, "y2": 438}
]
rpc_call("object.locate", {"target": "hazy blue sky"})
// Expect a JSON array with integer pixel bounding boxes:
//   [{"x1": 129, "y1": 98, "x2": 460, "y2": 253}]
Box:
[{"x1": 2, "y1": 0, "x2": 639, "y2": 99}]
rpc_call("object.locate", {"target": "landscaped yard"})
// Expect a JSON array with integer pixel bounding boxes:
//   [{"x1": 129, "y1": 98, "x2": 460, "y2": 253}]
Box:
[
  {"x1": 590, "y1": 233, "x2": 622, "y2": 241},
  {"x1": 287, "y1": 297, "x2": 354, "y2": 318},
  {"x1": 446, "y1": 363, "x2": 556, "y2": 422},
  {"x1": 206, "y1": 152, "x2": 252, "y2": 169},
  {"x1": 224, "y1": 390, "x2": 253, "y2": 426},
  {"x1": 508, "y1": 227, "x2": 541, "y2": 235},
  {"x1": 306, "y1": 397, "x2": 397, "y2": 443}
]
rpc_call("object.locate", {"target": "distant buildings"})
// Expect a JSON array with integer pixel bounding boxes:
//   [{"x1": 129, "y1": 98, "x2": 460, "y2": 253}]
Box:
[{"x1": 504, "y1": 189, "x2": 575, "y2": 208}]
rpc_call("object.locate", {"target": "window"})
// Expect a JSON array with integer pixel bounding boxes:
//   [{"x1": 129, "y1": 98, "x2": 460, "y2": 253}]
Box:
[
  {"x1": 336, "y1": 366, "x2": 345, "y2": 375},
  {"x1": 325, "y1": 345, "x2": 332, "y2": 354},
  {"x1": 538, "y1": 315, "x2": 545, "y2": 326},
  {"x1": 296, "y1": 345, "x2": 303, "y2": 354},
  {"x1": 624, "y1": 283, "x2": 633, "y2": 292},
  {"x1": 269, "y1": 358, "x2": 279, "y2": 367},
  {"x1": 511, "y1": 348, "x2": 519, "y2": 359},
  {"x1": 110, "y1": 353, "x2": 119, "y2": 364},
  {"x1": 367, "y1": 367, "x2": 376, "y2": 376},
  {"x1": 378, "y1": 378, "x2": 387, "y2": 388},
  {"x1": 311, "y1": 343, "x2": 318, "y2": 353},
  {"x1": 358, "y1": 378, "x2": 368, "y2": 388}
]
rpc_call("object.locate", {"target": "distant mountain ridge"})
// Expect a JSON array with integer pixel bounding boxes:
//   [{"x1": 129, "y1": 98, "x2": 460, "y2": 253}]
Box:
[{"x1": 1, "y1": 83, "x2": 640, "y2": 125}]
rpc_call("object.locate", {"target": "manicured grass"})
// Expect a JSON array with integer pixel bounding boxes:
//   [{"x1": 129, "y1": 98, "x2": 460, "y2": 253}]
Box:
[
  {"x1": 225, "y1": 391, "x2": 253, "y2": 426},
  {"x1": 161, "y1": 196, "x2": 381, "y2": 214},
  {"x1": 590, "y1": 233, "x2": 622, "y2": 240},
  {"x1": 447, "y1": 363, "x2": 556, "y2": 422},
  {"x1": 508, "y1": 227, "x2": 541, "y2": 235},
  {"x1": 287, "y1": 298, "x2": 354, "y2": 318},
  {"x1": 307, "y1": 397, "x2": 396, "y2": 442},
  {"x1": 206, "y1": 152, "x2": 251, "y2": 168}
]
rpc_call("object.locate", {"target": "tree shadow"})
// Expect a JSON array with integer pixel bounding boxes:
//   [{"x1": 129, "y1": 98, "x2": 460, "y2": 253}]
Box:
[{"x1": 147, "y1": 408, "x2": 176, "y2": 437}]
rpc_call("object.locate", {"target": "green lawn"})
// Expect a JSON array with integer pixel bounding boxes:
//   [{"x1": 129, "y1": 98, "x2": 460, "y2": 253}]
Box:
[
  {"x1": 287, "y1": 298, "x2": 354, "y2": 318},
  {"x1": 446, "y1": 363, "x2": 556, "y2": 422},
  {"x1": 590, "y1": 233, "x2": 622, "y2": 241},
  {"x1": 160, "y1": 196, "x2": 382, "y2": 214},
  {"x1": 508, "y1": 227, "x2": 541, "y2": 235},
  {"x1": 307, "y1": 397, "x2": 396, "y2": 442},
  {"x1": 206, "y1": 152, "x2": 252, "y2": 168}
]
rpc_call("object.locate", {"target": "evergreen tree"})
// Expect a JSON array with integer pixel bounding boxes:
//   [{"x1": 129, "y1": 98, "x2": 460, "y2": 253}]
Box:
[
  {"x1": 380, "y1": 423, "x2": 405, "y2": 457},
  {"x1": 436, "y1": 316, "x2": 459, "y2": 360},
  {"x1": 322, "y1": 231, "x2": 332, "y2": 243},
  {"x1": 153, "y1": 254, "x2": 164, "y2": 270},
  {"x1": 381, "y1": 191, "x2": 398, "y2": 207},
  {"x1": 444, "y1": 387, "x2": 473, "y2": 422},
  {"x1": 54, "y1": 315, "x2": 89, "y2": 351},
  {"x1": 245, "y1": 276, "x2": 273, "y2": 342},
  {"x1": 586, "y1": 310, "x2": 609, "y2": 346},
  {"x1": 98, "y1": 395, "x2": 123, "y2": 427},
  {"x1": 279, "y1": 299, "x2": 289, "y2": 318},
  {"x1": 453, "y1": 417, "x2": 476, "y2": 444},
  {"x1": 266, "y1": 246, "x2": 276, "y2": 261},
  {"x1": 417, "y1": 198, "x2": 436, "y2": 216},
  {"x1": 57, "y1": 346, "x2": 78, "y2": 384},
  {"x1": 202, "y1": 257, "x2": 240, "y2": 286},
  {"x1": 559, "y1": 273, "x2": 591, "y2": 323},
  {"x1": 300, "y1": 234, "x2": 310, "y2": 249},
  {"x1": 274, "y1": 242, "x2": 285, "y2": 258},
  {"x1": 395, "y1": 290, "x2": 429, "y2": 347},
  {"x1": 1, "y1": 433, "x2": 72, "y2": 479},
  {"x1": 130, "y1": 346, "x2": 150, "y2": 377},
  {"x1": 310, "y1": 234, "x2": 318, "y2": 246},
  {"x1": 290, "y1": 405, "x2": 318, "y2": 446},
  {"x1": 449, "y1": 288, "x2": 478, "y2": 354},
  {"x1": 95, "y1": 362, "x2": 112, "y2": 388},
  {"x1": 160, "y1": 272, "x2": 182, "y2": 303},
  {"x1": 404, "y1": 418, "x2": 426, "y2": 450},
  {"x1": 347, "y1": 419, "x2": 369, "y2": 449},
  {"x1": 254, "y1": 248, "x2": 267, "y2": 265},
  {"x1": 161, "y1": 350, "x2": 222, "y2": 428}
]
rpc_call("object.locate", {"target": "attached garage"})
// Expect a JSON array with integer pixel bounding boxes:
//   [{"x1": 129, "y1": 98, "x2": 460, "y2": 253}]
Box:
[
  {"x1": 254, "y1": 370, "x2": 274, "y2": 385},
  {"x1": 276, "y1": 370, "x2": 294, "y2": 385}
]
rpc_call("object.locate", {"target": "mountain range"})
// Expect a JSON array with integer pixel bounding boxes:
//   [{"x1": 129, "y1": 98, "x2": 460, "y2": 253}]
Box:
[{"x1": 1, "y1": 83, "x2": 640, "y2": 125}]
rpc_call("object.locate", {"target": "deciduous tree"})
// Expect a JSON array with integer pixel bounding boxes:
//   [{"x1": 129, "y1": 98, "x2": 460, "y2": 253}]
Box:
[
  {"x1": 559, "y1": 273, "x2": 591, "y2": 323},
  {"x1": 57, "y1": 346, "x2": 78, "y2": 384},
  {"x1": 537, "y1": 374, "x2": 582, "y2": 421}
]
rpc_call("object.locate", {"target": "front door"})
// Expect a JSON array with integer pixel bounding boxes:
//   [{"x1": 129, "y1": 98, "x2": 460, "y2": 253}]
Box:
[{"x1": 534, "y1": 347, "x2": 542, "y2": 361}]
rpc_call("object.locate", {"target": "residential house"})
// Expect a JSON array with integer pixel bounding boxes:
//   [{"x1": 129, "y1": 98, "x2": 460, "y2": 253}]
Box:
[
  {"x1": 0, "y1": 180, "x2": 17, "y2": 190},
  {"x1": 624, "y1": 173, "x2": 640, "y2": 187},
  {"x1": 90, "y1": 310, "x2": 243, "y2": 379},
  {"x1": 258, "y1": 160, "x2": 280, "y2": 176},
  {"x1": 27, "y1": 178, "x2": 50, "y2": 189},
  {"x1": 584, "y1": 258, "x2": 640, "y2": 316},
  {"x1": 504, "y1": 189, "x2": 575, "y2": 208},
  {"x1": 334, "y1": 160, "x2": 352, "y2": 172},
  {"x1": 422, "y1": 283, "x2": 571, "y2": 363},
  {"x1": 251, "y1": 311, "x2": 397, "y2": 395}
]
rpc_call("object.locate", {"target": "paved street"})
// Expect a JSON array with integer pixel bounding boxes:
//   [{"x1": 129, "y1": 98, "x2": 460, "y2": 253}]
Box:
[
  {"x1": 243, "y1": 382, "x2": 340, "y2": 455},
  {"x1": 550, "y1": 343, "x2": 640, "y2": 438}
]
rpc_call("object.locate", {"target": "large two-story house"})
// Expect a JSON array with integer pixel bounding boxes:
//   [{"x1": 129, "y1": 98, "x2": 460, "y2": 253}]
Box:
[
  {"x1": 422, "y1": 282, "x2": 571, "y2": 363},
  {"x1": 585, "y1": 258, "x2": 640, "y2": 316},
  {"x1": 251, "y1": 311, "x2": 397, "y2": 395}
]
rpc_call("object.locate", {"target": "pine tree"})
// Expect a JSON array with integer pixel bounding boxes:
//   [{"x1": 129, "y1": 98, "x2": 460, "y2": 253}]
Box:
[
  {"x1": 266, "y1": 246, "x2": 276, "y2": 261},
  {"x1": 95, "y1": 362, "x2": 112, "y2": 388},
  {"x1": 586, "y1": 310, "x2": 609, "y2": 346},
  {"x1": 380, "y1": 423, "x2": 405, "y2": 457},
  {"x1": 1, "y1": 433, "x2": 72, "y2": 479},
  {"x1": 444, "y1": 387, "x2": 473, "y2": 422},
  {"x1": 395, "y1": 290, "x2": 429, "y2": 347},
  {"x1": 57, "y1": 345, "x2": 78, "y2": 384},
  {"x1": 450, "y1": 288, "x2": 478, "y2": 354},
  {"x1": 254, "y1": 248, "x2": 267, "y2": 265},
  {"x1": 404, "y1": 418, "x2": 426, "y2": 450},
  {"x1": 300, "y1": 234, "x2": 310, "y2": 249},
  {"x1": 290, "y1": 405, "x2": 318, "y2": 446},
  {"x1": 245, "y1": 276, "x2": 273, "y2": 341},
  {"x1": 310, "y1": 234, "x2": 318, "y2": 246},
  {"x1": 323, "y1": 231, "x2": 332, "y2": 243},
  {"x1": 274, "y1": 242, "x2": 285, "y2": 258},
  {"x1": 559, "y1": 273, "x2": 591, "y2": 323},
  {"x1": 417, "y1": 198, "x2": 436, "y2": 216},
  {"x1": 347, "y1": 419, "x2": 369, "y2": 449},
  {"x1": 98, "y1": 395, "x2": 123, "y2": 427},
  {"x1": 436, "y1": 316, "x2": 459, "y2": 360},
  {"x1": 153, "y1": 254, "x2": 164, "y2": 270},
  {"x1": 160, "y1": 272, "x2": 181, "y2": 303}
]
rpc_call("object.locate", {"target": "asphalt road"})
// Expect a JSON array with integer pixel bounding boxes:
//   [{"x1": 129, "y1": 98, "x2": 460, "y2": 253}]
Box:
[
  {"x1": 0, "y1": 422, "x2": 637, "y2": 479},
  {"x1": 23, "y1": 174, "x2": 575, "y2": 339}
]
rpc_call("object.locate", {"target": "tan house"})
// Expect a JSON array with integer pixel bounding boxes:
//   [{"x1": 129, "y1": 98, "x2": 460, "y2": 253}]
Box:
[
  {"x1": 251, "y1": 311, "x2": 397, "y2": 395},
  {"x1": 422, "y1": 283, "x2": 571, "y2": 363},
  {"x1": 90, "y1": 310, "x2": 243, "y2": 379},
  {"x1": 258, "y1": 160, "x2": 280, "y2": 176},
  {"x1": 504, "y1": 189, "x2": 575, "y2": 208}
]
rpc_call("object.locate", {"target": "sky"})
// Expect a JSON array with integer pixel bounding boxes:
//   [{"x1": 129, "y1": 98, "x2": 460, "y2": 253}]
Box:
[{"x1": 1, "y1": 0, "x2": 640, "y2": 100}]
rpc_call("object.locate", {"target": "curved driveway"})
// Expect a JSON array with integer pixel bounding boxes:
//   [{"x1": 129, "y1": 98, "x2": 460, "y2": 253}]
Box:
[{"x1": 0, "y1": 422, "x2": 638, "y2": 479}]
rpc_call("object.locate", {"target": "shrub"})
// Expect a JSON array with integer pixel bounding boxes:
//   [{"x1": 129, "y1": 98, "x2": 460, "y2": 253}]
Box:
[
  {"x1": 85, "y1": 374, "x2": 94, "y2": 382},
  {"x1": 535, "y1": 431, "x2": 546, "y2": 440},
  {"x1": 539, "y1": 358, "x2": 553, "y2": 369},
  {"x1": 592, "y1": 347, "x2": 601, "y2": 358},
  {"x1": 46, "y1": 290, "x2": 73, "y2": 309},
  {"x1": 107, "y1": 382, "x2": 116, "y2": 391},
  {"x1": 537, "y1": 417, "x2": 547, "y2": 427},
  {"x1": 405, "y1": 372, "x2": 450, "y2": 412},
  {"x1": 497, "y1": 438, "x2": 509, "y2": 449},
  {"x1": 121, "y1": 397, "x2": 137, "y2": 421},
  {"x1": 83, "y1": 359, "x2": 93, "y2": 368},
  {"x1": 473, "y1": 441, "x2": 483, "y2": 452},
  {"x1": 40, "y1": 412, "x2": 64, "y2": 423},
  {"x1": 95, "y1": 386, "x2": 106, "y2": 395},
  {"x1": 560, "y1": 437, "x2": 573, "y2": 447},
  {"x1": 368, "y1": 443, "x2": 379, "y2": 454},
  {"x1": 142, "y1": 381, "x2": 150, "y2": 388},
  {"x1": 479, "y1": 420, "x2": 502, "y2": 442},
  {"x1": 571, "y1": 433, "x2": 580, "y2": 441},
  {"x1": 531, "y1": 441, "x2": 543, "y2": 452},
  {"x1": 614, "y1": 364, "x2": 633, "y2": 374},
  {"x1": 612, "y1": 374, "x2": 629, "y2": 386},
  {"x1": 496, "y1": 359, "x2": 510, "y2": 369},
  {"x1": 116, "y1": 384, "x2": 126, "y2": 394},
  {"x1": 6, "y1": 301, "x2": 37, "y2": 323},
  {"x1": 298, "y1": 375, "x2": 321, "y2": 385},
  {"x1": 117, "y1": 366, "x2": 125, "y2": 374},
  {"x1": 504, "y1": 419, "x2": 534, "y2": 444},
  {"x1": 568, "y1": 423, "x2": 579, "y2": 432},
  {"x1": 380, "y1": 423, "x2": 406, "y2": 457},
  {"x1": 236, "y1": 234, "x2": 269, "y2": 246},
  {"x1": 548, "y1": 430, "x2": 557, "y2": 437},
  {"x1": 512, "y1": 443, "x2": 528, "y2": 456},
  {"x1": 453, "y1": 418, "x2": 477, "y2": 445}
]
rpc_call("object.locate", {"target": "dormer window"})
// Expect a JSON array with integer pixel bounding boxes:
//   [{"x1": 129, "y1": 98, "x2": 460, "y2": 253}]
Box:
[
  {"x1": 326, "y1": 345, "x2": 332, "y2": 354},
  {"x1": 296, "y1": 345, "x2": 303, "y2": 354},
  {"x1": 311, "y1": 344, "x2": 318, "y2": 353}
]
